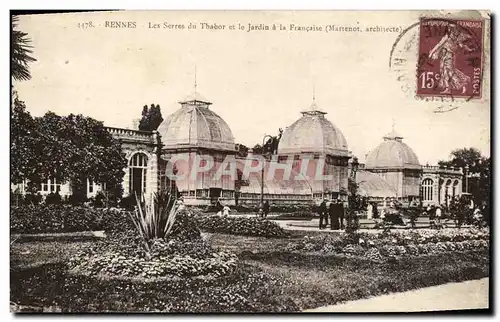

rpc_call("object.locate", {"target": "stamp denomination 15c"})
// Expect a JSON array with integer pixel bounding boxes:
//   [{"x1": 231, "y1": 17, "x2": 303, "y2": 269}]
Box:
[{"x1": 417, "y1": 18, "x2": 484, "y2": 99}]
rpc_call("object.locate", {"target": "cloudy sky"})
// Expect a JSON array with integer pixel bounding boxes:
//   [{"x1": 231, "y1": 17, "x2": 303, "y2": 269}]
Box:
[{"x1": 14, "y1": 11, "x2": 490, "y2": 165}]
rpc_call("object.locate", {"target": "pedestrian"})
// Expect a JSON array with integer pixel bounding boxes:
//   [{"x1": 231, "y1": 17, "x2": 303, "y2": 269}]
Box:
[
  {"x1": 372, "y1": 202, "x2": 379, "y2": 219},
  {"x1": 366, "y1": 202, "x2": 373, "y2": 220},
  {"x1": 263, "y1": 200, "x2": 270, "y2": 218},
  {"x1": 435, "y1": 206, "x2": 442, "y2": 228},
  {"x1": 176, "y1": 197, "x2": 185, "y2": 212},
  {"x1": 329, "y1": 199, "x2": 339, "y2": 230},
  {"x1": 223, "y1": 204, "x2": 230, "y2": 217},
  {"x1": 318, "y1": 199, "x2": 327, "y2": 229},
  {"x1": 325, "y1": 199, "x2": 331, "y2": 227},
  {"x1": 338, "y1": 199, "x2": 345, "y2": 229},
  {"x1": 473, "y1": 207, "x2": 483, "y2": 227},
  {"x1": 216, "y1": 197, "x2": 224, "y2": 213}
]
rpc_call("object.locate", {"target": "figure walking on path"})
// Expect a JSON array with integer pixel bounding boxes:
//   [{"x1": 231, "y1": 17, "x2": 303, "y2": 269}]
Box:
[
  {"x1": 263, "y1": 200, "x2": 270, "y2": 218},
  {"x1": 318, "y1": 199, "x2": 328, "y2": 229},
  {"x1": 330, "y1": 199, "x2": 339, "y2": 230},
  {"x1": 338, "y1": 199, "x2": 345, "y2": 230},
  {"x1": 366, "y1": 202, "x2": 373, "y2": 220}
]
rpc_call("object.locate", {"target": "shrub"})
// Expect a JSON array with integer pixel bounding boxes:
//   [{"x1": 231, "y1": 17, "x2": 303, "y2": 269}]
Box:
[
  {"x1": 194, "y1": 215, "x2": 290, "y2": 238},
  {"x1": 119, "y1": 195, "x2": 136, "y2": 211},
  {"x1": 23, "y1": 193, "x2": 43, "y2": 206},
  {"x1": 67, "y1": 192, "x2": 88, "y2": 205},
  {"x1": 90, "y1": 191, "x2": 106, "y2": 208},
  {"x1": 10, "y1": 204, "x2": 202, "y2": 238},
  {"x1": 280, "y1": 228, "x2": 490, "y2": 260},
  {"x1": 45, "y1": 192, "x2": 62, "y2": 205},
  {"x1": 10, "y1": 205, "x2": 129, "y2": 234},
  {"x1": 67, "y1": 233, "x2": 238, "y2": 279}
]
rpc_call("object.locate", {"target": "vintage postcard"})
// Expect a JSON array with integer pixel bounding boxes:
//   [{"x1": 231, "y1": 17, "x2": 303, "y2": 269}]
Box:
[{"x1": 10, "y1": 10, "x2": 491, "y2": 313}]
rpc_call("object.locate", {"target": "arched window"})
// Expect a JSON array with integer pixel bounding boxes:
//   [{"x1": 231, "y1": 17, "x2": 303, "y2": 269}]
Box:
[
  {"x1": 452, "y1": 180, "x2": 460, "y2": 198},
  {"x1": 422, "y1": 178, "x2": 433, "y2": 202},
  {"x1": 129, "y1": 153, "x2": 148, "y2": 198}
]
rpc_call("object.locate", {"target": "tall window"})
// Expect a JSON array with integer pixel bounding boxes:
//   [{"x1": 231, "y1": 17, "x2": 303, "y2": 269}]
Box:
[
  {"x1": 452, "y1": 180, "x2": 459, "y2": 198},
  {"x1": 129, "y1": 153, "x2": 148, "y2": 198},
  {"x1": 40, "y1": 178, "x2": 61, "y2": 193},
  {"x1": 422, "y1": 178, "x2": 433, "y2": 202}
]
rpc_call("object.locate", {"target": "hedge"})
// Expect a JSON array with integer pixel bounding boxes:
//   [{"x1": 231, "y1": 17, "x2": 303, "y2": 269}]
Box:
[
  {"x1": 10, "y1": 205, "x2": 199, "y2": 237},
  {"x1": 193, "y1": 215, "x2": 290, "y2": 238}
]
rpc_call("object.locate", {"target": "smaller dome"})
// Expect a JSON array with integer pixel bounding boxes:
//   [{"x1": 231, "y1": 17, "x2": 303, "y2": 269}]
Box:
[{"x1": 365, "y1": 130, "x2": 420, "y2": 170}]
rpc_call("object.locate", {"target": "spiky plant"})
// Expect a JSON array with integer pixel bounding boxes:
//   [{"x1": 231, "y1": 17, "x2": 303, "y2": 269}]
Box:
[{"x1": 129, "y1": 190, "x2": 179, "y2": 258}]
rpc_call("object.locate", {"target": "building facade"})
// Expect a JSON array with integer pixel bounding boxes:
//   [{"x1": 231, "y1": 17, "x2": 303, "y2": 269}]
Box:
[
  {"x1": 277, "y1": 100, "x2": 350, "y2": 202},
  {"x1": 11, "y1": 91, "x2": 464, "y2": 209}
]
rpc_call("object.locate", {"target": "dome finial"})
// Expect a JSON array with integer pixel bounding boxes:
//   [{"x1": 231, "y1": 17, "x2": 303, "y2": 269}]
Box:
[
  {"x1": 194, "y1": 64, "x2": 197, "y2": 94},
  {"x1": 392, "y1": 117, "x2": 395, "y2": 132},
  {"x1": 312, "y1": 80, "x2": 316, "y2": 105}
]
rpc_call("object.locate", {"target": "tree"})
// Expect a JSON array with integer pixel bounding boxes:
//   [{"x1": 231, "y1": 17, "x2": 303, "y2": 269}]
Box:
[
  {"x1": 235, "y1": 143, "x2": 249, "y2": 157},
  {"x1": 139, "y1": 104, "x2": 163, "y2": 131},
  {"x1": 252, "y1": 144, "x2": 263, "y2": 155},
  {"x1": 11, "y1": 94, "x2": 40, "y2": 186},
  {"x1": 11, "y1": 16, "x2": 36, "y2": 81},
  {"x1": 438, "y1": 147, "x2": 490, "y2": 212},
  {"x1": 438, "y1": 148, "x2": 483, "y2": 173},
  {"x1": 11, "y1": 101, "x2": 128, "y2": 202},
  {"x1": 345, "y1": 177, "x2": 363, "y2": 233}
]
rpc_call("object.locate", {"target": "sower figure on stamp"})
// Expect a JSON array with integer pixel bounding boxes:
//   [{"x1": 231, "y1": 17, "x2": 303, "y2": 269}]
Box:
[{"x1": 429, "y1": 25, "x2": 473, "y2": 94}]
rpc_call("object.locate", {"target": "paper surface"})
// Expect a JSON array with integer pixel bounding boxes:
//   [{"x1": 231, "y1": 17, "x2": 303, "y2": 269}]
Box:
[{"x1": 11, "y1": 10, "x2": 491, "y2": 313}]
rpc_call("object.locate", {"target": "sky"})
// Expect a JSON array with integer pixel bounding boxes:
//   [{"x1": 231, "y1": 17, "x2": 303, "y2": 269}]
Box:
[{"x1": 14, "y1": 11, "x2": 490, "y2": 165}]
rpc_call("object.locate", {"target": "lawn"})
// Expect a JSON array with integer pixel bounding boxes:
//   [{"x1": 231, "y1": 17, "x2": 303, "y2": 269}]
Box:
[{"x1": 10, "y1": 230, "x2": 490, "y2": 312}]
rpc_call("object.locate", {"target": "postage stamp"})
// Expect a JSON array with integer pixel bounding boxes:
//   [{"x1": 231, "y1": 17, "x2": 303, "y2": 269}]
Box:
[{"x1": 416, "y1": 18, "x2": 484, "y2": 99}]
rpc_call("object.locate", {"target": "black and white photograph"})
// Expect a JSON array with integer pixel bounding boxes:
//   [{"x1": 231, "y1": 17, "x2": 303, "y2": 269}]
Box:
[{"x1": 9, "y1": 10, "x2": 491, "y2": 313}]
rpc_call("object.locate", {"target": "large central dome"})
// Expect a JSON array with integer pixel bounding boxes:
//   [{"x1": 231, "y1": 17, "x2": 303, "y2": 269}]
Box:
[
  {"x1": 365, "y1": 130, "x2": 420, "y2": 169},
  {"x1": 278, "y1": 102, "x2": 349, "y2": 156},
  {"x1": 157, "y1": 92, "x2": 235, "y2": 151}
]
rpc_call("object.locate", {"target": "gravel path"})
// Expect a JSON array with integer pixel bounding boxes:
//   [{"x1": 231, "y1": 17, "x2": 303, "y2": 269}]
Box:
[{"x1": 304, "y1": 278, "x2": 489, "y2": 312}]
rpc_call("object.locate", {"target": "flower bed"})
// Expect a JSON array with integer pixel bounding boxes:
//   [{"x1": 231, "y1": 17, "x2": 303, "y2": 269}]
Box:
[
  {"x1": 193, "y1": 215, "x2": 290, "y2": 238},
  {"x1": 283, "y1": 228, "x2": 490, "y2": 261},
  {"x1": 11, "y1": 249, "x2": 489, "y2": 312},
  {"x1": 67, "y1": 228, "x2": 238, "y2": 279}
]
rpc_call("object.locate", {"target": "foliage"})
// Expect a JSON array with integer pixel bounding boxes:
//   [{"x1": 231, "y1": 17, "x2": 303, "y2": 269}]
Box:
[
  {"x1": 11, "y1": 246, "x2": 489, "y2": 312},
  {"x1": 282, "y1": 228, "x2": 490, "y2": 260},
  {"x1": 129, "y1": 191, "x2": 180, "y2": 258},
  {"x1": 67, "y1": 238, "x2": 237, "y2": 279},
  {"x1": 11, "y1": 16, "x2": 37, "y2": 81},
  {"x1": 119, "y1": 195, "x2": 136, "y2": 210},
  {"x1": 138, "y1": 104, "x2": 163, "y2": 131},
  {"x1": 235, "y1": 143, "x2": 249, "y2": 157},
  {"x1": 11, "y1": 103, "x2": 127, "y2": 203},
  {"x1": 21, "y1": 193, "x2": 43, "y2": 206},
  {"x1": 194, "y1": 215, "x2": 290, "y2": 238},
  {"x1": 346, "y1": 177, "x2": 362, "y2": 234},
  {"x1": 438, "y1": 147, "x2": 491, "y2": 211},
  {"x1": 252, "y1": 144, "x2": 263, "y2": 155},
  {"x1": 45, "y1": 192, "x2": 62, "y2": 205},
  {"x1": 11, "y1": 95, "x2": 39, "y2": 184},
  {"x1": 10, "y1": 205, "x2": 133, "y2": 234}
]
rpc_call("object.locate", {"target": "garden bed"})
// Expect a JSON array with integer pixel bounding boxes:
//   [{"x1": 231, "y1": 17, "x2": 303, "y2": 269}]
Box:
[
  {"x1": 11, "y1": 248, "x2": 489, "y2": 313},
  {"x1": 193, "y1": 215, "x2": 290, "y2": 238},
  {"x1": 11, "y1": 227, "x2": 490, "y2": 313}
]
